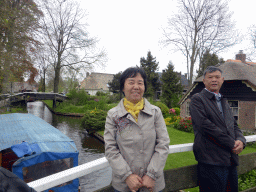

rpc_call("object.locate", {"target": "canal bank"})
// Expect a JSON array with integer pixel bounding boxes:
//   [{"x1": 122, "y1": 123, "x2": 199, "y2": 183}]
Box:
[
  {"x1": 27, "y1": 101, "x2": 111, "y2": 192},
  {"x1": 42, "y1": 101, "x2": 105, "y2": 143}
]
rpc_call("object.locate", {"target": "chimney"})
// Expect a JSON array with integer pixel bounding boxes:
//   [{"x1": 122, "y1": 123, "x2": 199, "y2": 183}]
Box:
[
  {"x1": 86, "y1": 72, "x2": 90, "y2": 77},
  {"x1": 236, "y1": 50, "x2": 246, "y2": 63}
]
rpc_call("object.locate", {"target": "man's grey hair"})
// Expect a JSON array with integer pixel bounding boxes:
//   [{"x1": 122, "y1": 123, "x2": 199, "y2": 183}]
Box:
[{"x1": 203, "y1": 66, "x2": 223, "y2": 78}]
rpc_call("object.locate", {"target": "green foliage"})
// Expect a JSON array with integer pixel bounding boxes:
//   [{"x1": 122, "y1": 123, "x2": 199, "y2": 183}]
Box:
[
  {"x1": 140, "y1": 51, "x2": 160, "y2": 97},
  {"x1": 164, "y1": 116, "x2": 181, "y2": 126},
  {"x1": 184, "y1": 187, "x2": 199, "y2": 192},
  {"x1": 239, "y1": 169, "x2": 256, "y2": 191},
  {"x1": 66, "y1": 89, "x2": 89, "y2": 106},
  {"x1": 173, "y1": 117, "x2": 193, "y2": 133},
  {"x1": 81, "y1": 109, "x2": 107, "y2": 134},
  {"x1": 0, "y1": 0, "x2": 42, "y2": 93},
  {"x1": 0, "y1": 107, "x2": 27, "y2": 114},
  {"x1": 164, "y1": 126, "x2": 196, "y2": 170},
  {"x1": 44, "y1": 89, "x2": 115, "y2": 114},
  {"x1": 197, "y1": 49, "x2": 225, "y2": 78},
  {"x1": 96, "y1": 91, "x2": 108, "y2": 96},
  {"x1": 108, "y1": 71, "x2": 122, "y2": 93},
  {"x1": 105, "y1": 93, "x2": 122, "y2": 104},
  {"x1": 153, "y1": 101, "x2": 169, "y2": 118},
  {"x1": 174, "y1": 107, "x2": 180, "y2": 116},
  {"x1": 161, "y1": 62, "x2": 183, "y2": 108}
]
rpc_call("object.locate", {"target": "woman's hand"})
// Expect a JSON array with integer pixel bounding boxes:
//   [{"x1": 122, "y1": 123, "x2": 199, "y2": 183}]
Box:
[
  {"x1": 125, "y1": 174, "x2": 143, "y2": 192},
  {"x1": 142, "y1": 175, "x2": 155, "y2": 191}
]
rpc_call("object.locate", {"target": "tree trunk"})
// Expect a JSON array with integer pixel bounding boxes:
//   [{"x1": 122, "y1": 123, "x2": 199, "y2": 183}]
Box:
[
  {"x1": 54, "y1": 57, "x2": 61, "y2": 93},
  {"x1": 43, "y1": 68, "x2": 46, "y2": 92},
  {"x1": 2, "y1": 19, "x2": 15, "y2": 94},
  {"x1": 54, "y1": 67, "x2": 60, "y2": 93}
]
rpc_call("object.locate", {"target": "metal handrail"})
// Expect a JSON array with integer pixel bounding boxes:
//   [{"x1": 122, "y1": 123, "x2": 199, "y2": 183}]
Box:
[{"x1": 27, "y1": 135, "x2": 256, "y2": 191}]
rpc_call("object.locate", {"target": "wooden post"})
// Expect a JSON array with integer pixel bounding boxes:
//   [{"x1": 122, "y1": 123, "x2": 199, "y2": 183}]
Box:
[
  {"x1": 53, "y1": 94, "x2": 56, "y2": 108},
  {"x1": 25, "y1": 93, "x2": 27, "y2": 106}
]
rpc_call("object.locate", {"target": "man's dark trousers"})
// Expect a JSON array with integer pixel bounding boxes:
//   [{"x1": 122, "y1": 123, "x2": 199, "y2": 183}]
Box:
[{"x1": 197, "y1": 162, "x2": 238, "y2": 192}]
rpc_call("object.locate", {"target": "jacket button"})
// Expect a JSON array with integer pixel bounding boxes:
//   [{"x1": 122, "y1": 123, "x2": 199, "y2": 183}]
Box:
[{"x1": 140, "y1": 150, "x2": 143, "y2": 154}]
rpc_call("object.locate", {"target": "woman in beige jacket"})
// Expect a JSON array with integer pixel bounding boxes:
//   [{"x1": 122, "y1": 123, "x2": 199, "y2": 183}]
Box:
[{"x1": 104, "y1": 67, "x2": 170, "y2": 192}]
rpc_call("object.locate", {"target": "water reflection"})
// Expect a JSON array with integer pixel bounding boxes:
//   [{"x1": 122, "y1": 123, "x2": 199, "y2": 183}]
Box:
[{"x1": 27, "y1": 101, "x2": 111, "y2": 192}]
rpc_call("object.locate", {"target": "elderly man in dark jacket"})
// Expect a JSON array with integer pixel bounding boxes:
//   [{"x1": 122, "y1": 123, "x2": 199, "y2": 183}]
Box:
[{"x1": 189, "y1": 66, "x2": 246, "y2": 192}]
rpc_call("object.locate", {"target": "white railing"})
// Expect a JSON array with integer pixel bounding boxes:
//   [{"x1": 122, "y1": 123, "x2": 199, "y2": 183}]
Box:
[{"x1": 28, "y1": 135, "x2": 256, "y2": 191}]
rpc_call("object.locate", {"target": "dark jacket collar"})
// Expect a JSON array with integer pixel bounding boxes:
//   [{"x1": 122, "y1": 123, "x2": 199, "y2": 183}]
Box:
[
  {"x1": 202, "y1": 88, "x2": 216, "y2": 100},
  {"x1": 202, "y1": 88, "x2": 225, "y2": 100}
]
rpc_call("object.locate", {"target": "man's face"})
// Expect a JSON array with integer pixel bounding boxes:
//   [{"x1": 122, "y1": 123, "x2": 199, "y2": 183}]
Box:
[{"x1": 203, "y1": 70, "x2": 224, "y2": 93}]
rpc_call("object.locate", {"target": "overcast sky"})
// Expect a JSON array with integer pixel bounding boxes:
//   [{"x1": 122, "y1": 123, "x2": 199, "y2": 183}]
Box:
[{"x1": 80, "y1": 0, "x2": 256, "y2": 75}]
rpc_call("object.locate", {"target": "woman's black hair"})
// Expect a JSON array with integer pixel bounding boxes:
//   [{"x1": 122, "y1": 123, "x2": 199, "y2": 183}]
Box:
[{"x1": 119, "y1": 67, "x2": 147, "y2": 95}]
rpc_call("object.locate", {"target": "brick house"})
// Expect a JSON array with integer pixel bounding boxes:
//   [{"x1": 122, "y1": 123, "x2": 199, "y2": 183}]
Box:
[
  {"x1": 179, "y1": 51, "x2": 256, "y2": 131},
  {"x1": 79, "y1": 72, "x2": 114, "y2": 95}
]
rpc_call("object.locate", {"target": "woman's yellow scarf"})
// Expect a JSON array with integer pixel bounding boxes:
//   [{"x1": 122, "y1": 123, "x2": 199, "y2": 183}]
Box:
[{"x1": 123, "y1": 98, "x2": 144, "y2": 122}]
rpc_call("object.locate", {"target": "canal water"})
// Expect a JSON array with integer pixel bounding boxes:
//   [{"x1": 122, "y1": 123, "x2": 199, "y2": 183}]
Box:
[{"x1": 27, "y1": 101, "x2": 112, "y2": 192}]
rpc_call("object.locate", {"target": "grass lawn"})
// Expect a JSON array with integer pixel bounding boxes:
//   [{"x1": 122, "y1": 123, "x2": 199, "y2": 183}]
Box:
[
  {"x1": 98, "y1": 130, "x2": 104, "y2": 136},
  {"x1": 43, "y1": 99, "x2": 118, "y2": 114},
  {"x1": 0, "y1": 106, "x2": 27, "y2": 114},
  {"x1": 164, "y1": 126, "x2": 197, "y2": 170}
]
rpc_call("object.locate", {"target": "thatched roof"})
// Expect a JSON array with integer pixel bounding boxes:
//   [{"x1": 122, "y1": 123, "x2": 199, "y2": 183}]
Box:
[
  {"x1": 179, "y1": 61, "x2": 256, "y2": 105},
  {"x1": 80, "y1": 72, "x2": 114, "y2": 91},
  {"x1": 195, "y1": 62, "x2": 256, "y2": 88}
]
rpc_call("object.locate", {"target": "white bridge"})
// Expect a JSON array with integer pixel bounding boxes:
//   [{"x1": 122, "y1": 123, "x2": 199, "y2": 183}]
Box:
[{"x1": 27, "y1": 135, "x2": 256, "y2": 192}]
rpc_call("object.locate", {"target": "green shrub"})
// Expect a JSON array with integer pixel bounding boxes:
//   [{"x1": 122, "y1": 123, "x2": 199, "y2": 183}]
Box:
[
  {"x1": 96, "y1": 91, "x2": 108, "y2": 96},
  {"x1": 173, "y1": 117, "x2": 193, "y2": 133},
  {"x1": 239, "y1": 169, "x2": 256, "y2": 191},
  {"x1": 168, "y1": 108, "x2": 181, "y2": 117},
  {"x1": 106, "y1": 93, "x2": 122, "y2": 104},
  {"x1": 154, "y1": 101, "x2": 169, "y2": 118},
  {"x1": 164, "y1": 116, "x2": 181, "y2": 126},
  {"x1": 174, "y1": 107, "x2": 180, "y2": 116},
  {"x1": 66, "y1": 89, "x2": 89, "y2": 106},
  {"x1": 81, "y1": 109, "x2": 107, "y2": 134},
  {"x1": 55, "y1": 89, "x2": 111, "y2": 113}
]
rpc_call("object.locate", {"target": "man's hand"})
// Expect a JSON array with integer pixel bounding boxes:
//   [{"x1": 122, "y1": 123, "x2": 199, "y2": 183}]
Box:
[
  {"x1": 125, "y1": 174, "x2": 142, "y2": 192},
  {"x1": 142, "y1": 175, "x2": 155, "y2": 191},
  {"x1": 232, "y1": 140, "x2": 244, "y2": 155}
]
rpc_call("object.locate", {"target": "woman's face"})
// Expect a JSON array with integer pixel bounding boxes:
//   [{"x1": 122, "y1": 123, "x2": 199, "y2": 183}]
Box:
[{"x1": 123, "y1": 73, "x2": 145, "y2": 104}]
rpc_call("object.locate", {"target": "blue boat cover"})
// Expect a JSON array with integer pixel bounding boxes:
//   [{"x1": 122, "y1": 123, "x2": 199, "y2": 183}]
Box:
[{"x1": 0, "y1": 113, "x2": 79, "y2": 192}]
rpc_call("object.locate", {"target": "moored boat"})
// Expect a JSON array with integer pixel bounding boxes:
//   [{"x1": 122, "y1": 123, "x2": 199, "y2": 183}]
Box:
[{"x1": 0, "y1": 113, "x2": 79, "y2": 192}]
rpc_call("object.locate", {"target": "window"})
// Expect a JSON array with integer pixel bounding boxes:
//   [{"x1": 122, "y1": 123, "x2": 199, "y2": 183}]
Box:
[
  {"x1": 228, "y1": 101, "x2": 239, "y2": 121},
  {"x1": 23, "y1": 158, "x2": 73, "y2": 184}
]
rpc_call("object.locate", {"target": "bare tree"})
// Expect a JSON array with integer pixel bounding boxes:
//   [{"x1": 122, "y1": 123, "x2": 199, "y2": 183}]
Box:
[
  {"x1": 38, "y1": 0, "x2": 106, "y2": 93},
  {"x1": 35, "y1": 46, "x2": 50, "y2": 92},
  {"x1": 162, "y1": 0, "x2": 238, "y2": 85},
  {"x1": 245, "y1": 25, "x2": 256, "y2": 62}
]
